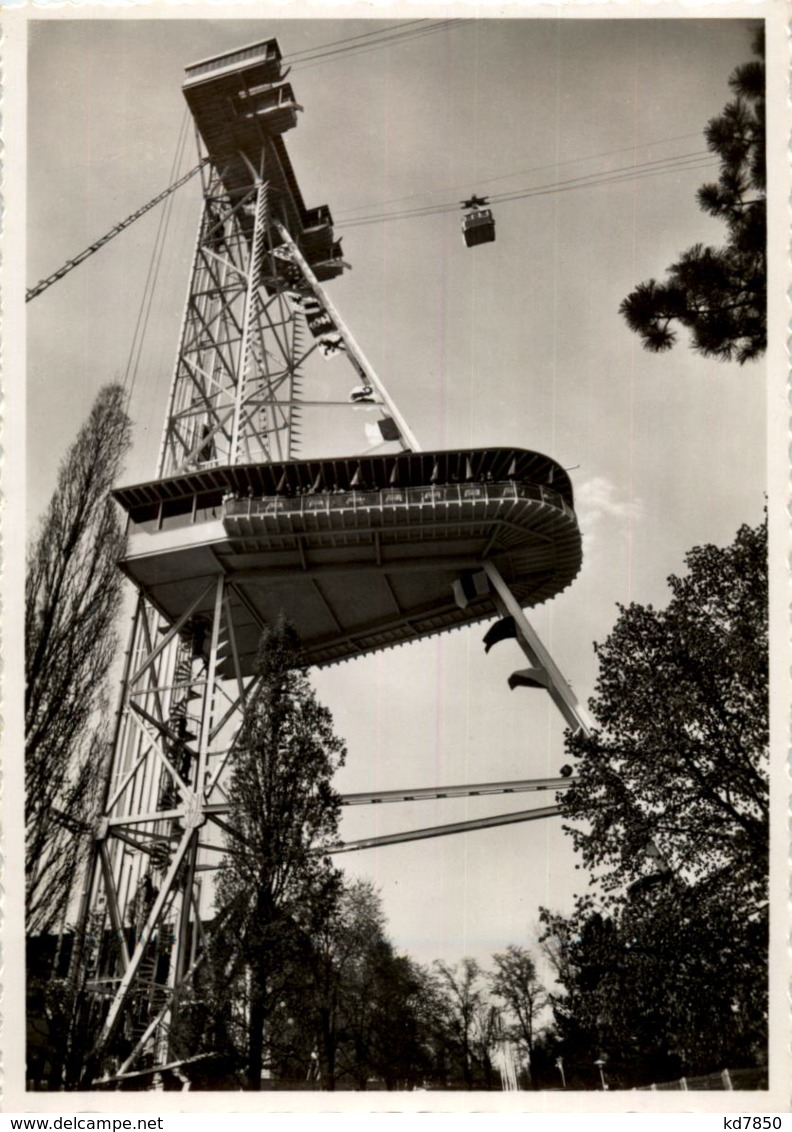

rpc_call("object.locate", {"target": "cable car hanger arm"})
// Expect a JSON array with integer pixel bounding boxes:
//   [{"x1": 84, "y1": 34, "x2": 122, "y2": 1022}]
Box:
[{"x1": 272, "y1": 219, "x2": 421, "y2": 453}]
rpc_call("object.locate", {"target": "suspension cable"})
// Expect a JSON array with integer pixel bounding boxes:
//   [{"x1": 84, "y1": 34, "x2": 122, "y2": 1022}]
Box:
[
  {"x1": 124, "y1": 111, "x2": 192, "y2": 405},
  {"x1": 337, "y1": 150, "x2": 715, "y2": 231}
]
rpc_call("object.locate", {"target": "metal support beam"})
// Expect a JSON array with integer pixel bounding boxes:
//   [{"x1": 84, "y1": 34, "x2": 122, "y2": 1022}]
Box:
[
  {"x1": 483, "y1": 560, "x2": 594, "y2": 736},
  {"x1": 339, "y1": 775, "x2": 575, "y2": 805},
  {"x1": 273, "y1": 221, "x2": 421, "y2": 454},
  {"x1": 330, "y1": 805, "x2": 562, "y2": 854}
]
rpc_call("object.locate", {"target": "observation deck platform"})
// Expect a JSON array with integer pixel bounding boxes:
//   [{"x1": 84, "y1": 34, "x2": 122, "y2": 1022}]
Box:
[
  {"x1": 113, "y1": 448, "x2": 582, "y2": 671},
  {"x1": 183, "y1": 38, "x2": 344, "y2": 281}
]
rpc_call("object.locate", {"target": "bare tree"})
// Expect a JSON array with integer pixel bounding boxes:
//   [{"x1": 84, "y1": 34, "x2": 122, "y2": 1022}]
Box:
[
  {"x1": 25, "y1": 383, "x2": 131, "y2": 935},
  {"x1": 490, "y1": 944, "x2": 546, "y2": 1086},
  {"x1": 433, "y1": 958, "x2": 497, "y2": 1089}
]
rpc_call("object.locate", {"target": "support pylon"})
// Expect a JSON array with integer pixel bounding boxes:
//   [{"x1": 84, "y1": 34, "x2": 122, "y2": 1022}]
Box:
[{"x1": 482, "y1": 560, "x2": 594, "y2": 737}]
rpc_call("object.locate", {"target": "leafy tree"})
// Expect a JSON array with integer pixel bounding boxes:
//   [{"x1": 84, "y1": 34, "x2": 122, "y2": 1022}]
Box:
[
  {"x1": 562, "y1": 515, "x2": 768, "y2": 906},
  {"x1": 539, "y1": 514, "x2": 769, "y2": 1087},
  {"x1": 364, "y1": 949, "x2": 431, "y2": 1089},
  {"x1": 213, "y1": 619, "x2": 346, "y2": 1089},
  {"x1": 490, "y1": 945, "x2": 546, "y2": 1087},
  {"x1": 620, "y1": 29, "x2": 765, "y2": 364},
  {"x1": 539, "y1": 882, "x2": 767, "y2": 1087},
  {"x1": 298, "y1": 877, "x2": 387, "y2": 1090},
  {"x1": 400, "y1": 961, "x2": 458, "y2": 1089},
  {"x1": 26, "y1": 383, "x2": 132, "y2": 935}
]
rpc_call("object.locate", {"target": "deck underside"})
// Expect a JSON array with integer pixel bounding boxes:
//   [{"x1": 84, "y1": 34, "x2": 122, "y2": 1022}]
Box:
[{"x1": 116, "y1": 450, "x2": 582, "y2": 670}]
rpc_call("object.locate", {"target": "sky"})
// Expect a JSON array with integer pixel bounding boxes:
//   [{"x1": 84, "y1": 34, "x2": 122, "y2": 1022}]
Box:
[{"x1": 24, "y1": 14, "x2": 768, "y2": 977}]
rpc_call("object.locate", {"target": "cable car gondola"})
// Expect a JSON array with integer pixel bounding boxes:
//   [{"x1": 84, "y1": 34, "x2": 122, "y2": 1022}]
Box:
[{"x1": 461, "y1": 195, "x2": 495, "y2": 248}]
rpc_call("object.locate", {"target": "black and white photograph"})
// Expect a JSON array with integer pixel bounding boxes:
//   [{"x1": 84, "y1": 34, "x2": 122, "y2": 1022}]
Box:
[{"x1": 3, "y1": 4, "x2": 788, "y2": 1114}]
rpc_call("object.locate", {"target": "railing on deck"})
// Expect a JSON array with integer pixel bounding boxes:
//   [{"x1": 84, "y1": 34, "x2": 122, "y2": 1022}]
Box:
[
  {"x1": 222, "y1": 481, "x2": 575, "y2": 523},
  {"x1": 128, "y1": 481, "x2": 576, "y2": 536}
]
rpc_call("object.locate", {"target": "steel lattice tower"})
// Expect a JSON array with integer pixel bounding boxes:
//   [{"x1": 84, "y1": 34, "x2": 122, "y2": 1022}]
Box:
[{"x1": 76, "y1": 39, "x2": 589, "y2": 1087}]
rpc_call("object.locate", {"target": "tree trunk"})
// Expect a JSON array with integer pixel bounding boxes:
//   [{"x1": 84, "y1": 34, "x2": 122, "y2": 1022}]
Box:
[
  {"x1": 247, "y1": 984, "x2": 266, "y2": 1090},
  {"x1": 463, "y1": 1042, "x2": 473, "y2": 1090},
  {"x1": 528, "y1": 1035, "x2": 537, "y2": 1089},
  {"x1": 321, "y1": 1012, "x2": 337, "y2": 1091}
]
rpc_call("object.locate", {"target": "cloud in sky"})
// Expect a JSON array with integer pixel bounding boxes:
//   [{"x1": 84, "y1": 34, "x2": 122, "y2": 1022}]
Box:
[{"x1": 575, "y1": 475, "x2": 643, "y2": 551}]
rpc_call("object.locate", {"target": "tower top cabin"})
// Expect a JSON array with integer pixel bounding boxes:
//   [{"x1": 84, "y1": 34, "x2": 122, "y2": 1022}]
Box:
[{"x1": 183, "y1": 38, "x2": 345, "y2": 282}]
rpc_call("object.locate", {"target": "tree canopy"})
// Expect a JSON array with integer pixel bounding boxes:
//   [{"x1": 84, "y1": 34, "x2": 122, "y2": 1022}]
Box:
[
  {"x1": 539, "y1": 879, "x2": 767, "y2": 1087},
  {"x1": 620, "y1": 29, "x2": 765, "y2": 364},
  {"x1": 561, "y1": 514, "x2": 768, "y2": 905},
  {"x1": 538, "y1": 514, "x2": 769, "y2": 1087},
  {"x1": 284, "y1": 878, "x2": 431, "y2": 1090}
]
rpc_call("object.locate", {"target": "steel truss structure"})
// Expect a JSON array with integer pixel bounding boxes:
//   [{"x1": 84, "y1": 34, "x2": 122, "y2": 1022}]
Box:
[
  {"x1": 77, "y1": 135, "x2": 423, "y2": 1082},
  {"x1": 79, "y1": 561, "x2": 589, "y2": 1082},
  {"x1": 81, "y1": 578, "x2": 253, "y2": 1078},
  {"x1": 74, "y1": 37, "x2": 589, "y2": 1087},
  {"x1": 158, "y1": 168, "x2": 417, "y2": 478}
]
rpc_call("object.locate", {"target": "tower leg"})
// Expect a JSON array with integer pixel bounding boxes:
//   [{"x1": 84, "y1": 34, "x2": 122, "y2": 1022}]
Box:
[{"x1": 78, "y1": 575, "x2": 254, "y2": 1083}]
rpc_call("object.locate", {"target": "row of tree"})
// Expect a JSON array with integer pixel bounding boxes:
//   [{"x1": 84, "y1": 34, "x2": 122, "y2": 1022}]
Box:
[{"x1": 175, "y1": 876, "x2": 550, "y2": 1092}]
